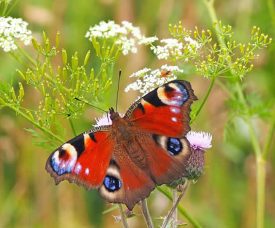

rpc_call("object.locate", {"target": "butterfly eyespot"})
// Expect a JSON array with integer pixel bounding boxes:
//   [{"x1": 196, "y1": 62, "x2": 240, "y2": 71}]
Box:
[
  {"x1": 50, "y1": 143, "x2": 78, "y2": 175},
  {"x1": 157, "y1": 82, "x2": 189, "y2": 107},
  {"x1": 103, "y1": 175, "x2": 122, "y2": 192},
  {"x1": 167, "y1": 137, "x2": 183, "y2": 156}
]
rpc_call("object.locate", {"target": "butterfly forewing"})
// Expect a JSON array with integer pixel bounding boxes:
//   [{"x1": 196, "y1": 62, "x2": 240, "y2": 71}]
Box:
[
  {"x1": 124, "y1": 80, "x2": 197, "y2": 137},
  {"x1": 46, "y1": 129, "x2": 113, "y2": 189}
]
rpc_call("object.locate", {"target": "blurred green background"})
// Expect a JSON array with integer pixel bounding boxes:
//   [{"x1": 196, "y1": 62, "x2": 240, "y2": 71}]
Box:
[{"x1": 0, "y1": 0, "x2": 274, "y2": 227}]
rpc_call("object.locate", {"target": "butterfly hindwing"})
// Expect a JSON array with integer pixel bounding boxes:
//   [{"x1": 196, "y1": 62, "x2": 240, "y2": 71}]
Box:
[
  {"x1": 124, "y1": 80, "x2": 197, "y2": 137},
  {"x1": 46, "y1": 128, "x2": 113, "y2": 189},
  {"x1": 98, "y1": 132, "x2": 191, "y2": 210}
]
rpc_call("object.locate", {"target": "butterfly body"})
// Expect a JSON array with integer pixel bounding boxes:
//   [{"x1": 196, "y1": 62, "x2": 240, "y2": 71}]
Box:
[{"x1": 46, "y1": 80, "x2": 197, "y2": 210}]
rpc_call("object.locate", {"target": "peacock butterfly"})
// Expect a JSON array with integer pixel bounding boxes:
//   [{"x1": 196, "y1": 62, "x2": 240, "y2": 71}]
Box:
[{"x1": 46, "y1": 80, "x2": 197, "y2": 210}]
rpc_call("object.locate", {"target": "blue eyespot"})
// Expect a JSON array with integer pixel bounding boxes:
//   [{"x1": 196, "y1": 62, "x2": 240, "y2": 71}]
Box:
[
  {"x1": 103, "y1": 175, "x2": 122, "y2": 192},
  {"x1": 164, "y1": 83, "x2": 189, "y2": 106},
  {"x1": 167, "y1": 138, "x2": 182, "y2": 156},
  {"x1": 177, "y1": 83, "x2": 189, "y2": 105},
  {"x1": 51, "y1": 156, "x2": 70, "y2": 175}
]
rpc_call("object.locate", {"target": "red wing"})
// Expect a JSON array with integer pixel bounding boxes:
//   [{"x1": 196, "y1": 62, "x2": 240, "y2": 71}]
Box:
[
  {"x1": 99, "y1": 150, "x2": 155, "y2": 210},
  {"x1": 98, "y1": 133, "x2": 191, "y2": 210},
  {"x1": 46, "y1": 128, "x2": 113, "y2": 189},
  {"x1": 124, "y1": 80, "x2": 197, "y2": 137}
]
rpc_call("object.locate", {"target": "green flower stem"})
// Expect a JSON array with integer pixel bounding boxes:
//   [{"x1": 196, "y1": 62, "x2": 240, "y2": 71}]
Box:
[
  {"x1": 203, "y1": 1, "x2": 267, "y2": 227},
  {"x1": 235, "y1": 83, "x2": 266, "y2": 228},
  {"x1": 235, "y1": 83, "x2": 262, "y2": 157},
  {"x1": 118, "y1": 204, "x2": 129, "y2": 228},
  {"x1": 140, "y1": 199, "x2": 154, "y2": 228},
  {"x1": 1, "y1": 101, "x2": 64, "y2": 143},
  {"x1": 256, "y1": 156, "x2": 266, "y2": 228},
  {"x1": 191, "y1": 76, "x2": 216, "y2": 124},
  {"x1": 267, "y1": 0, "x2": 275, "y2": 30},
  {"x1": 18, "y1": 46, "x2": 36, "y2": 66},
  {"x1": 5, "y1": 0, "x2": 19, "y2": 16},
  {"x1": 1, "y1": 0, "x2": 9, "y2": 16},
  {"x1": 157, "y1": 186, "x2": 202, "y2": 228},
  {"x1": 262, "y1": 113, "x2": 275, "y2": 159},
  {"x1": 68, "y1": 118, "x2": 77, "y2": 136}
]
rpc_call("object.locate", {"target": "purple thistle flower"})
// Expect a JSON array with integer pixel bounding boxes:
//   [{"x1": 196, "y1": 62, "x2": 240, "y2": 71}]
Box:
[
  {"x1": 169, "y1": 131, "x2": 212, "y2": 188},
  {"x1": 185, "y1": 131, "x2": 212, "y2": 180}
]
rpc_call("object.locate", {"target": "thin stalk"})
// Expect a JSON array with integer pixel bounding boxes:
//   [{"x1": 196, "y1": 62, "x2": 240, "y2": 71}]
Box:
[
  {"x1": 235, "y1": 83, "x2": 261, "y2": 157},
  {"x1": 267, "y1": 0, "x2": 275, "y2": 30},
  {"x1": 68, "y1": 118, "x2": 77, "y2": 136},
  {"x1": 5, "y1": 0, "x2": 19, "y2": 16},
  {"x1": 3, "y1": 103, "x2": 64, "y2": 143},
  {"x1": 172, "y1": 189, "x2": 178, "y2": 228},
  {"x1": 157, "y1": 186, "x2": 202, "y2": 228},
  {"x1": 191, "y1": 76, "x2": 216, "y2": 123},
  {"x1": 262, "y1": 113, "x2": 275, "y2": 159},
  {"x1": 118, "y1": 204, "x2": 129, "y2": 228},
  {"x1": 256, "y1": 157, "x2": 266, "y2": 228},
  {"x1": 18, "y1": 46, "x2": 36, "y2": 66},
  {"x1": 140, "y1": 199, "x2": 154, "y2": 228},
  {"x1": 161, "y1": 188, "x2": 187, "y2": 228},
  {"x1": 202, "y1": 1, "x2": 266, "y2": 227}
]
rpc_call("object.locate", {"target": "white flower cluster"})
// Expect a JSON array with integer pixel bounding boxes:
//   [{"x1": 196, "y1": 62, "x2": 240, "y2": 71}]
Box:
[
  {"x1": 151, "y1": 38, "x2": 183, "y2": 60},
  {"x1": 125, "y1": 65, "x2": 183, "y2": 95},
  {"x1": 0, "y1": 17, "x2": 32, "y2": 52},
  {"x1": 151, "y1": 37, "x2": 201, "y2": 60},
  {"x1": 85, "y1": 21, "x2": 157, "y2": 55}
]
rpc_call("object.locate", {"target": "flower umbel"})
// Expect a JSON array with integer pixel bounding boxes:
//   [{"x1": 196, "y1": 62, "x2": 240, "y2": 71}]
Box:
[
  {"x1": 85, "y1": 20, "x2": 157, "y2": 56},
  {"x1": 125, "y1": 65, "x2": 183, "y2": 95},
  {"x1": 0, "y1": 17, "x2": 32, "y2": 52},
  {"x1": 151, "y1": 38, "x2": 183, "y2": 60},
  {"x1": 150, "y1": 36, "x2": 201, "y2": 61}
]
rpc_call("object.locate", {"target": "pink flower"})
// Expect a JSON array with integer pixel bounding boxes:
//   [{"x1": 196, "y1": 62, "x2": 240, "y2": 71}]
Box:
[{"x1": 186, "y1": 131, "x2": 212, "y2": 151}]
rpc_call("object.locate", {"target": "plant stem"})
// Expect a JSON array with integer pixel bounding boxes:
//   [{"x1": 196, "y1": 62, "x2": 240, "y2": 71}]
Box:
[
  {"x1": 2, "y1": 102, "x2": 64, "y2": 143},
  {"x1": 262, "y1": 113, "x2": 275, "y2": 159},
  {"x1": 191, "y1": 76, "x2": 216, "y2": 123},
  {"x1": 157, "y1": 186, "x2": 202, "y2": 228},
  {"x1": 68, "y1": 118, "x2": 77, "y2": 136},
  {"x1": 161, "y1": 184, "x2": 188, "y2": 228},
  {"x1": 202, "y1": 1, "x2": 267, "y2": 227},
  {"x1": 267, "y1": 0, "x2": 275, "y2": 31},
  {"x1": 118, "y1": 204, "x2": 129, "y2": 228},
  {"x1": 256, "y1": 157, "x2": 266, "y2": 228},
  {"x1": 140, "y1": 199, "x2": 154, "y2": 228},
  {"x1": 172, "y1": 189, "x2": 178, "y2": 228}
]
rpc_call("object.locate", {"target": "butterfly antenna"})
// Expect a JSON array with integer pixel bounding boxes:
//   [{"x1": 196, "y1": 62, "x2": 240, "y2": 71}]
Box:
[
  {"x1": 115, "y1": 70, "x2": 122, "y2": 112},
  {"x1": 74, "y1": 97, "x2": 107, "y2": 113}
]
